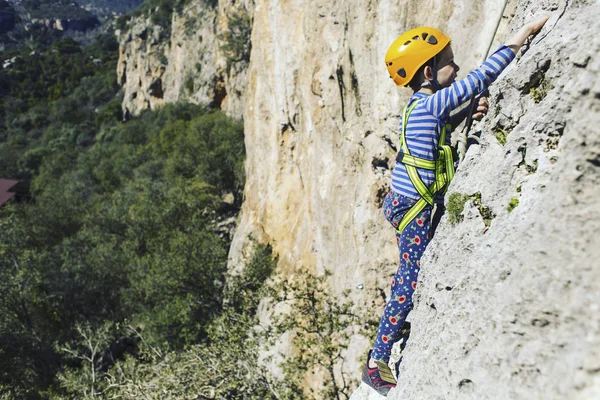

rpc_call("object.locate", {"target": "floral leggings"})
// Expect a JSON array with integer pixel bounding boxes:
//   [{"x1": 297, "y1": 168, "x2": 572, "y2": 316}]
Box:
[{"x1": 371, "y1": 190, "x2": 432, "y2": 362}]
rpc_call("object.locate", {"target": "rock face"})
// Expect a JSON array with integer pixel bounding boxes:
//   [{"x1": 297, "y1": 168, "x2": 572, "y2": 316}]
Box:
[
  {"x1": 349, "y1": 0, "x2": 600, "y2": 399},
  {"x1": 230, "y1": 0, "x2": 511, "y2": 284},
  {"x1": 116, "y1": 1, "x2": 250, "y2": 119},
  {"x1": 228, "y1": 0, "x2": 513, "y2": 385},
  {"x1": 118, "y1": 0, "x2": 600, "y2": 398}
]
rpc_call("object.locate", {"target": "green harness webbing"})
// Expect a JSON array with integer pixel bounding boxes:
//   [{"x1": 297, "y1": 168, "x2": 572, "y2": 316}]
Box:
[{"x1": 396, "y1": 100, "x2": 456, "y2": 234}]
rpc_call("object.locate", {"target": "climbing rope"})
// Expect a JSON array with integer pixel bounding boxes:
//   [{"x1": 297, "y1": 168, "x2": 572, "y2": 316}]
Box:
[{"x1": 456, "y1": 0, "x2": 510, "y2": 161}]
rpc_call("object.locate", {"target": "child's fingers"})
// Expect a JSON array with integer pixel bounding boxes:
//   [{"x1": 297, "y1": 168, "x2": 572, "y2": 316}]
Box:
[
  {"x1": 473, "y1": 97, "x2": 489, "y2": 121},
  {"x1": 528, "y1": 15, "x2": 551, "y2": 34},
  {"x1": 472, "y1": 112, "x2": 485, "y2": 121}
]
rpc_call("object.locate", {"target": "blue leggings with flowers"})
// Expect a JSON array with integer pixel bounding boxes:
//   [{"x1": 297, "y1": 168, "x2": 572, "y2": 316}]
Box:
[{"x1": 372, "y1": 190, "x2": 432, "y2": 362}]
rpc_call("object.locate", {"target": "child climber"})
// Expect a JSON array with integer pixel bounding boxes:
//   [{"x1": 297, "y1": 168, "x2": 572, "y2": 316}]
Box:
[{"x1": 362, "y1": 16, "x2": 550, "y2": 396}]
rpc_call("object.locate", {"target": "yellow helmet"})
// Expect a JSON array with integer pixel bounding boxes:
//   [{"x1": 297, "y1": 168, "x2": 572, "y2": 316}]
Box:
[{"x1": 385, "y1": 27, "x2": 451, "y2": 87}]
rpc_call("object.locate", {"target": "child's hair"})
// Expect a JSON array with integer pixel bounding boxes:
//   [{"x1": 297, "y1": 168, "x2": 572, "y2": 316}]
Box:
[{"x1": 407, "y1": 56, "x2": 436, "y2": 92}]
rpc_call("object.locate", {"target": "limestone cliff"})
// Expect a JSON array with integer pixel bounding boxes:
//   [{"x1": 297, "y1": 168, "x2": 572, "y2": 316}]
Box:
[
  {"x1": 117, "y1": 0, "x2": 600, "y2": 398},
  {"x1": 229, "y1": 0, "x2": 516, "y2": 291},
  {"x1": 116, "y1": 0, "x2": 251, "y2": 119},
  {"x1": 230, "y1": 0, "x2": 515, "y2": 388}
]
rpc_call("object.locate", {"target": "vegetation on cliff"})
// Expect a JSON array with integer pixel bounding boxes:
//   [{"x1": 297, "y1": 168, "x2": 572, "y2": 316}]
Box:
[{"x1": 116, "y1": 0, "x2": 217, "y2": 35}]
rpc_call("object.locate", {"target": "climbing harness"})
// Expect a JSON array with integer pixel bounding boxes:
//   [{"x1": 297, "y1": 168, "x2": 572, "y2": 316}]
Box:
[{"x1": 395, "y1": 100, "x2": 455, "y2": 234}]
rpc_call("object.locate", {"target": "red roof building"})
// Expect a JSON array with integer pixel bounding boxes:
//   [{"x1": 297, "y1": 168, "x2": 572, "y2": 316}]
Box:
[{"x1": 0, "y1": 179, "x2": 18, "y2": 207}]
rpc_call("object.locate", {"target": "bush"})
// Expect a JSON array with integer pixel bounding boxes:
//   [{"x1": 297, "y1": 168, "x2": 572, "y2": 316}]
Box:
[
  {"x1": 447, "y1": 192, "x2": 470, "y2": 224},
  {"x1": 0, "y1": 14, "x2": 251, "y2": 395},
  {"x1": 95, "y1": 98, "x2": 123, "y2": 126},
  {"x1": 507, "y1": 197, "x2": 519, "y2": 212},
  {"x1": 269, "y1": 269, "x2": 362, "y2": 399},
  {"x1": 115, "y1": 14, "x2": 132, "y2": 31},
  {"x1": 494, "y1": 127, "x2": 509, "y2": 146},
  {"x1": 184, "y1": 74, "x2": 194, "y2": 93}
]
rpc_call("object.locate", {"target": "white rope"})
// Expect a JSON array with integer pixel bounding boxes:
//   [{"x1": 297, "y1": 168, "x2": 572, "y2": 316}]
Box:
[{"x1": 456, "y1": 0, "x2": 509, "y2": 162}]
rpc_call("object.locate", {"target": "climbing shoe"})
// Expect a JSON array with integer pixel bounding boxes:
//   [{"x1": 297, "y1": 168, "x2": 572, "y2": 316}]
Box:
[{"x1": 361, "y1": 350, "x2": 397, "y2": 396}]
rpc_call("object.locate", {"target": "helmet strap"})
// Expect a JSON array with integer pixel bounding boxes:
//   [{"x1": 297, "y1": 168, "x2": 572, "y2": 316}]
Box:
[
  {"x1": 421, "y1": 55, "x2": 442, "y2": 92},
  {"x1": 431, "y1": 55, "x2": 442, "y2": 91}
]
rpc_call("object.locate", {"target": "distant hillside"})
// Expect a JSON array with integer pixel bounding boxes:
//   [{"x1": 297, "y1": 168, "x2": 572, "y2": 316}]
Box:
[
  {"x1": 7, "y1": 0, "x2": 144, "y2": 19},
  {"x1": 73, "y1": 0, "x2": 145, "y2": 20},
  {"x1": 22, "y1": 0, "x2": 95, "y2": 20},
  {"x1": 0, "y1": 0, "x2": 143, "y2": 51},
  {"x1": 2, "y1": 0, "x2": 99, "y2": 35}
]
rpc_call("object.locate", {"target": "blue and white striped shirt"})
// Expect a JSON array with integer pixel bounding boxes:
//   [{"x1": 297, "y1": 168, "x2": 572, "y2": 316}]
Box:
[{"x1": 391, "y1": 45, "x2": 516, "y2": 199}]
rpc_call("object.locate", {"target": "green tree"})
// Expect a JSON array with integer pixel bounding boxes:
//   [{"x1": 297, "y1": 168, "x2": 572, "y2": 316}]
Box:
[
  {"x1": 270, "y1": 270, "x2": 365, "y2": 400},
  {"x1": 51, "y1": 245, "x2": 279, "y2": 400}
]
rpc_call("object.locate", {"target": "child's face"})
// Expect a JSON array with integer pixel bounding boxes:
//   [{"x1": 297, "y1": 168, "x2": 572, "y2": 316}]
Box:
[{"x1": 435, "y1": 45, "x2": 460, "y2": 88}]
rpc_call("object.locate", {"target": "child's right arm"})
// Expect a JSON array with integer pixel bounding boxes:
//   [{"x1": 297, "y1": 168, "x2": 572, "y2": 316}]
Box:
[{"x1": 424, "y1": 16, "x2": 550, "y2": 120}]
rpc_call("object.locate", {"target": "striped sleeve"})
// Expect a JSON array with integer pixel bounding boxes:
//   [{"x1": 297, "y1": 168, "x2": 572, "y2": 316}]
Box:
[{"x1": 423, "y1": 45, "x2": 516, "y2": 118}]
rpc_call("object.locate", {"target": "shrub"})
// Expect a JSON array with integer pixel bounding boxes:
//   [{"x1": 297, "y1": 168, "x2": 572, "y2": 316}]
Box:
[
  {"x1": 115, "y1": 14, "x2": 132, "y2": 31},
  {"x1": 507, "y1": 197, "x2": 519, "y2": 213},
  {"x1": 530, "y1": 78, "x2": 552, "y2": 103},
  {"x1": 95, "y1": 98, "x2": 123, "y2": 125},
  {"x1": 493, "y1": 127, "x2": 509, "y2": 146},
  {"x1": 270, "y1": 269, "x2": 367, "y2": 399},
  {"x1": 447, "y1": 192, "x2": 470, "y2": 224},
  {"x1": 158, "y1": 53, "x2": 168, "y2": 65},
  {"x1": 220, "y1": 10, "x2": 252, "y2": 69},
  {"x1": 53, "y1": 245, "x2": 279, "y2": 400},
  {"x1": 470, "y1": 192, "x2": 495, "y2": 227},
  {"x1": 184, "y1": 74, "x2": 194, "y2": 93}
]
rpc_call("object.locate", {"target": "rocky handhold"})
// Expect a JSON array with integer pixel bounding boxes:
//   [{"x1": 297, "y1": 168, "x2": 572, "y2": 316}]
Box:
[
  {"x1": 458, "y1": 379, "x2": 475, "y2": 392},
  {"x1": 571, "y1": 52, "x2": 591, "y2": 68}
]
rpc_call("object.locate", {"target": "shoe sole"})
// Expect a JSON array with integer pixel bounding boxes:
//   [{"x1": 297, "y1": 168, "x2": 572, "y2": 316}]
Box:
[{"x1": 361, "y1": 373, "x2": 392, "y2": 396}]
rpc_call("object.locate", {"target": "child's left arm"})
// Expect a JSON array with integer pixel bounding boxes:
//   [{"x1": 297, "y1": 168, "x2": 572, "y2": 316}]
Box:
[
  {"x1": 424, "y1": 16, "x2": 550, "y2": 122},
  {"x1": 423, "y1": 46, "x2": 515, "y2": 121}
]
